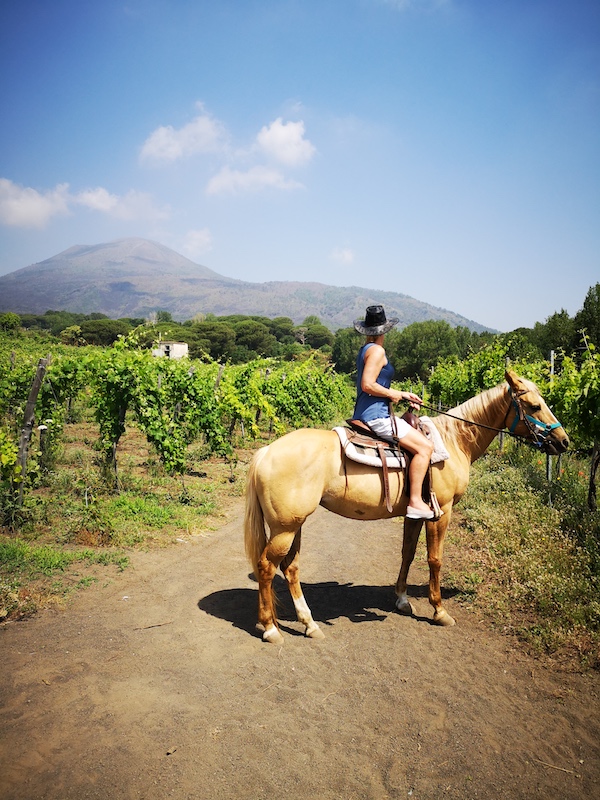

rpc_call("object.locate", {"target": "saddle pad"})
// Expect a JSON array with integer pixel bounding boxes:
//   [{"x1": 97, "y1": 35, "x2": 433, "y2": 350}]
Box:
[
  {"x1": 333, "y1": 426, "x2": 405, "y2": 470},
  {"x1": 419, "y1": 416, "x2": 450, "y2": 463}
]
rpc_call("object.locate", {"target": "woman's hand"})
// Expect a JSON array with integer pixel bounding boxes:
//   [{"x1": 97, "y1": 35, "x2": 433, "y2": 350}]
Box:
[{"x1": 391, "y1": 390, "x2": 423, "y2": 408}]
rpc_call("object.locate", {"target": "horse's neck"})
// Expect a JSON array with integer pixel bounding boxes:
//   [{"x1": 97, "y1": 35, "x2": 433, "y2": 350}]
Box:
[{"x1": 452, "y1": 385, "x2": 509, "y2": 463}]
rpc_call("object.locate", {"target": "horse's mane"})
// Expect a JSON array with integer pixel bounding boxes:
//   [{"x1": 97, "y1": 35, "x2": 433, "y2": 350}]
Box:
[{"x1": 432, "y1": 383, "x2": 508, "y2": 454}]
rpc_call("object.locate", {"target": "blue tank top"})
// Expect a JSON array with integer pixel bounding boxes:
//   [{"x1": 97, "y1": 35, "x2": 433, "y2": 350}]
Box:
[{"x1": 353, "y1": 343, "x2": 394, "y2": 422}]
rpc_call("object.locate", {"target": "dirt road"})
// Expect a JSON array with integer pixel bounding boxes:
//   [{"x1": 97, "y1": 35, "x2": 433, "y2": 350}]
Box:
[{"x1": 1, "y1": 502, "x2": 598, "y2": 800}]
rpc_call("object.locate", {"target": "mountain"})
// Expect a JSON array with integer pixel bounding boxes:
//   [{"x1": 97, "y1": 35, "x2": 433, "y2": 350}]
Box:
[{"x1": 0, "y1": 238, "x2": 491, "y2": 332}]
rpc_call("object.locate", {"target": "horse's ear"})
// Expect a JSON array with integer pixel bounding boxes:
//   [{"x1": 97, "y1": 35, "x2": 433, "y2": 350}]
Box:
[{"x1": 505, "y1": 370, "x2": 524, "y2": 391}]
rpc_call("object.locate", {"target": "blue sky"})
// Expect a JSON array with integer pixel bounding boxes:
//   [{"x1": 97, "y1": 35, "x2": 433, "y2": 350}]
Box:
[{"x1": 0, "y1": 0, "x2": 598, "y2": 331}]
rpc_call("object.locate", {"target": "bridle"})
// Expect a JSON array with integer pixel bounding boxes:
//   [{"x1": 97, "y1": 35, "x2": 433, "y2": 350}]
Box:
[
  {"x1": 419, "y1": 385, "x2": 563, "y2": 451},
  {"x1": 505, "y1": 387, "x2": 563, "y2": 450}
]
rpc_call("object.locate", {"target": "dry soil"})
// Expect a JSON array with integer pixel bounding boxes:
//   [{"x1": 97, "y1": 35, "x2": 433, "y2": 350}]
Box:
[{"x1": 1, "y1": 502, "x2": 598, "y2": 800}]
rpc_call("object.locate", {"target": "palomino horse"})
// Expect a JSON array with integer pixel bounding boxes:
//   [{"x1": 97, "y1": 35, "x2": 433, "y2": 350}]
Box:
[{"x1": 244, "y1": 371, "x2": 569, "y2": 644}]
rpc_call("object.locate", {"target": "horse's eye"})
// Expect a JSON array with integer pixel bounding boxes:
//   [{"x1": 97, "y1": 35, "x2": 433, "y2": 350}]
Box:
[{"x1": 530, "y1": 404, "x2": 541, "y2": 413}]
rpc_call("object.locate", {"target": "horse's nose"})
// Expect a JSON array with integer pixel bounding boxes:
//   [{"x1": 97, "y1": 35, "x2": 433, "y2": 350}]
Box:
[{"x1": 557, "y1": 434, "x2": 569, "y2": 452}]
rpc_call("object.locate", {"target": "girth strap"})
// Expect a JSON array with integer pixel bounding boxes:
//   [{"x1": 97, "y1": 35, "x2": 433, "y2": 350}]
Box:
[{"x1": 376, "y1": 441, "x2": 393, "y2": 513}]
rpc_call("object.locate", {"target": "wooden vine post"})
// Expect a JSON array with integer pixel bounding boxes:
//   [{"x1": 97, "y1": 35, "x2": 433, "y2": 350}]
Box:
[
  {"x1": 589, "y1": 441, "x2": 599, "y2": 512},
  {"x1": 17, "y1": 356, "x2": 50, "y2": 505}
]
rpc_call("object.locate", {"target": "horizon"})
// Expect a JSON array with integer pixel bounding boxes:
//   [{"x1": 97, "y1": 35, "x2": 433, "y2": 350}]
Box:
[
  {"x1": 1, "y1": 235, "x2": 497, "y2": 332},
  {"x1": 1, "y1": 1, "x2": 598, "y2": 333},
  {"x1": 1, "y1": 233, "x2": 596, "y2": 333}
]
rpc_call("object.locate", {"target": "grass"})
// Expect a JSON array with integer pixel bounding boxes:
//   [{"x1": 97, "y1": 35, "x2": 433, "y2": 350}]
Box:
[
  {"x1": 3, "y1": 418, "x2": 599, "y2": 672},
  {"x1": 445, "y1": 444, "x2": 600, "y2": 670},
  {"x1": 0, "y1": 419, "x2": 254, "y2": 619},
  {"x1": 0, "y1": 538, "x2": 128, "y2": 619},
  {"x1": 0, "y1": 538, "x2": 129, "y2": 576}
]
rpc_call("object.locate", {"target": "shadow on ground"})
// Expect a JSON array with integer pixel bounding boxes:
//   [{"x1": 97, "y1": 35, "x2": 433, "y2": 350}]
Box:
[{"x1": 198, "y1": 577, "x2": 459, "y2": 639}]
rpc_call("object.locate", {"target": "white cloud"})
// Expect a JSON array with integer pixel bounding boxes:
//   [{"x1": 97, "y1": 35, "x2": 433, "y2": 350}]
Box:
[
  {"x1": 75, "y1": 187, "x2": 119, "y2": 213},
  {"x1": 206, "y1": 165, "x2": 304, "y2": 196},
  {"x1": 180, "y1": 228, "x2": 213, "y2": 259},
  {"x1": 74, "y1": 187, "x2": 169, "y2": 221},
  {"x1": 0, "y1": 178, "x2": 168, "y2": 228},
  {"x1": 330, "y1": 246, "x2": 355, "y2": 264},
  {"x1": 110, "y1": 190, "x2": 169, "y2": 221},
  {"x1": 256, "y1": 118, "x2": 316, "y2": 166},
  {"x1": 0, "y1": 178, "x2": 70, "y2": 228},
  {"x1": 140, "y1": 108, "x2": 229, "y2": 163},
  {"x1": 138, "y1": 103, "x2": 316, "y2": 196}
]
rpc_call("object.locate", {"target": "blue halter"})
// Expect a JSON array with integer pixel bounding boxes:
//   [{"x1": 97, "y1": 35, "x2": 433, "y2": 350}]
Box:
[{"x1": 508, "y1": 388, "x2": 562, "y2": 449}]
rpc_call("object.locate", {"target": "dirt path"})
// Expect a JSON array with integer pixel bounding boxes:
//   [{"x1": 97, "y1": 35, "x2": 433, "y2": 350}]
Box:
[{"x1": 1, "y1": 503, "x2": 598, "y2": 800}]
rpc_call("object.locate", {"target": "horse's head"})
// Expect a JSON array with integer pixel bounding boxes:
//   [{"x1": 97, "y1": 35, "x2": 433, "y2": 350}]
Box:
[{"x1": 505, "y1": 371, "x2": 569, "y2": 455}]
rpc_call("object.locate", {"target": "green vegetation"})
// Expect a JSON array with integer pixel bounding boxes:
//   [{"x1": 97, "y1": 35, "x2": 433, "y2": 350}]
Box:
[
  {"x1": 0, "y1": 418, "x2": 254, "y2": 619},
  {"x1": 0, "y1": 537, "x2": 128, "y2": 619},
  {"x1": 0, "y1": 327, "x2": 354, "y2": 619},
  {"x1": 446, "y1": 445, "x2": 599, "y2": 668},
  {"x1": 14, "y1": 309, "x2": 335, "y2": 361},
  {"x1": 0, "y1": 538, "x2": 128, "y2": 576},
  {"x1": 1, "y1": 282, "x2": 598, "y2": 669}
]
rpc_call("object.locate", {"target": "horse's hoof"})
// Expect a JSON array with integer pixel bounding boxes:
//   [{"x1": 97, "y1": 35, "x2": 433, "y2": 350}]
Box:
[
  {"x1": 433, "y1": 609, "x2": 456, "y2": 627},
  {"x1": 262, "y1": 625, "x2": 284, "y2": 644},
  {"x1": 395, "y1": 598, "x2": 415, "y2": 616},
  {"x1": 305, "y1": 625, "x2": 325, "y2": 640}
]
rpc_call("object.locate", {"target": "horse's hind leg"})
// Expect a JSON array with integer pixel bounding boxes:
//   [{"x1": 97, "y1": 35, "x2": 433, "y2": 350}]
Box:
[
  {"x1": 394, "y1": 518, "x2": 424, "y2": 615},
  {"x1": 257, "y1": 530, "x2": 298, "y2": 644},
  {"x1": 280, "y1": 530, "x2": 324, "y2": 640}
]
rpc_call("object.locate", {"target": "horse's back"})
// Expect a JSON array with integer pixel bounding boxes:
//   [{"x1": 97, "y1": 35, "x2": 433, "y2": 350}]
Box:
[{"x1": 262, "y1": 427, "x2": 340, "y2": 461}]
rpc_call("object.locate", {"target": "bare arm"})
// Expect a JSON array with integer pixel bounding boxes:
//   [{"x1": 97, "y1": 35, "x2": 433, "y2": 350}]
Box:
[{"x1": 361, "y1": 344, "x2": 423, "y2": 407}]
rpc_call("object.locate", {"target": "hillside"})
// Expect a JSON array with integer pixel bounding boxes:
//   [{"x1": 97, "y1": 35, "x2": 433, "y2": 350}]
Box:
[{"x1": 0, "y1": 238, "x2": 491, "y2": 332}]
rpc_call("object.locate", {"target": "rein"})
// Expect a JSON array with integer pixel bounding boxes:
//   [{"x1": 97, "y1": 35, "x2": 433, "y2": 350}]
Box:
[
  {"x1": 419, "y1": 402, "x2": 511, "y2": 436},
  {"x1": 418, "y1": 387, "x2": 562, "y2": 450}
]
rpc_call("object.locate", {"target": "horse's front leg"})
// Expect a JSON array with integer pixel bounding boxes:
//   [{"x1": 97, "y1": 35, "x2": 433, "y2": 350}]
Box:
[
  {"x1": 280, "y1": 530, "x2": 324, "y2": 639},
  {"x1": 425, "y1": 513, "x2": 455, "y2": 626},
  {"x1": 395, "y1": 518, "x2": 424, "y2": 615}
]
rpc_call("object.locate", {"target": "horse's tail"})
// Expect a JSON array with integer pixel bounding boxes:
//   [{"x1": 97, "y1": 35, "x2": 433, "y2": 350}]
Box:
[{"x1": 244, "y1": 446, "x2": 270, "y2": 577}]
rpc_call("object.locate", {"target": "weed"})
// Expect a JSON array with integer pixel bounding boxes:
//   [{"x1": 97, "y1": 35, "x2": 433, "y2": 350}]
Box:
[
  {"x1": 107, "y1": 493, "x2": 175, "y2": 526},
  {"x1": 448, "y1": 445, "x2": 600, "y2": 669},
  {"x1": 0, "y1": 538, "x2": 128, "y2": 618},
  {"x1": 76, "y1": 576, "x2": 98, "y2": 588},
  {"x1": 0, "y1": 538, "x2": 127, "y2": 576}
]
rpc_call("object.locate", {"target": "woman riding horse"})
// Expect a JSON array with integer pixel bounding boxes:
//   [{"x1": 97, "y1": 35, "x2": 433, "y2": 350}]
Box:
[
  {"x1": 353, "y1": 304, "x2": 434, "y2": 520},
  {"x1": 245, "y1": 361, "x2": 569, "y2": 644}
]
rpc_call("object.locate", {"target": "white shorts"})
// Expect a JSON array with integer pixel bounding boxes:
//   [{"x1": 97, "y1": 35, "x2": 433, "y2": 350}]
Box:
[{"x1": 366, "y1": 416, "x2": 411, "y2": 442}]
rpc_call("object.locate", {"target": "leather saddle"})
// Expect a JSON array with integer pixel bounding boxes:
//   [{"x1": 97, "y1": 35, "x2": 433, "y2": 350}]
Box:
[{"x1": 338, "y1": 412, "x2": 441, "y2": 518}]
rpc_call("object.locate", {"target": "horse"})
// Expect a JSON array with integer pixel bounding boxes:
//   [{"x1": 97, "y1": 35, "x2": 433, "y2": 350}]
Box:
[{"x1": 244, "y1": 370, "x2": 569, "y2": 644}]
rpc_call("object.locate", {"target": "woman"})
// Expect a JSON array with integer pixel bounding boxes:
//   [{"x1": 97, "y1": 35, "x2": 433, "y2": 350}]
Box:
[{"x1": 353, "y1": 305, "x2": 435, "y2": 520}]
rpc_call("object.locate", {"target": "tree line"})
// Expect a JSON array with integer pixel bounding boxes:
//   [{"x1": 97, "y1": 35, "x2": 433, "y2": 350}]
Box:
[
  {"x1": 335, "y1": 283, "x2": 599, "y2": 380},
  {"x1": 0, "y1": 310, "x2": 335, "y2": 363},
  {"x1": 1, "y1": 282, "x2": 597, "y2": 380}
]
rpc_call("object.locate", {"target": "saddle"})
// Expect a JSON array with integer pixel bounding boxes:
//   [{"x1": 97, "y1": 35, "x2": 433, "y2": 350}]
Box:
[
  {"x1": 335, "y1": 412, "x2": 442, "y2": 518},
  {"x1": 335, "y1": 422, "x2": 406, "y2": 469}
]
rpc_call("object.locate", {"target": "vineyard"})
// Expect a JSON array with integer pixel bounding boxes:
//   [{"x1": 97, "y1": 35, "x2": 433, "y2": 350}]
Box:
[
  {"x1": 427, "y1": 336, "x2": 600, "y2": 507},
  {"x1": 0, "y1": 329, "x2": 353, "y2": 511},
  {"x1": 0, "y1": 326, "x2": 599, "y2": 666}
]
